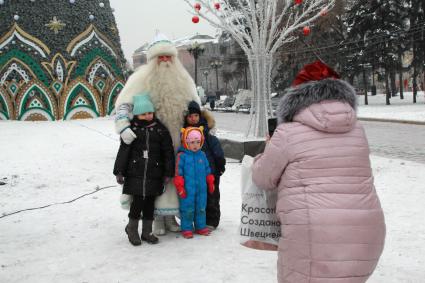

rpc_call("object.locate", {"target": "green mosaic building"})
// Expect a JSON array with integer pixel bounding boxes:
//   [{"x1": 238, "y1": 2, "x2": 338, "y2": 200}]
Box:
[{"x1": 0, "y1": 0, "x2": 127, "y2": 121}]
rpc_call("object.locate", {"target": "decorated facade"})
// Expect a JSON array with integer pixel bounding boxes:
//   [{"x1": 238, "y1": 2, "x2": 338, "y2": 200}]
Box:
[{"x1": 0, "y1": 0, "x2": 127, "y2": 121}]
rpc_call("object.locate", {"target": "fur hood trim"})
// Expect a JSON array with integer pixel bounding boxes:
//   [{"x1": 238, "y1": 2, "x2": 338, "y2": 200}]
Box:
[
  {"x1": 201, "y1": 109, "x2": 216, "y2": 130},
  {"x1": 147, "y1": 41, "x2": 178, "y2": 61},
  {"x1": 277, "y1": 79, "x2": 357, "y2": 124}
]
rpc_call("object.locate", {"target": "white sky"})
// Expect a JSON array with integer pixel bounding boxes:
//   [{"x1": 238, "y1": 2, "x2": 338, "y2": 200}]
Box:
[{"x1": 109, "y1": 0, "x2": 217, "y2": 62}]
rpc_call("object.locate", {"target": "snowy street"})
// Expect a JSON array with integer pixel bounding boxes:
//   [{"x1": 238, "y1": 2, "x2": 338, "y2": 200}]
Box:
[
  {"x1": 362, "y1": 121, "x2": 425, "y2": 164},
  {"x1": 214, "y1": 91, "x2": 425, "y2": 164},
  {"x1": 1, "y1": 115, "x2": 425, "y2": 282},
  {"x1": 215, "y1": 112, "x2": 425, "y2": 164}
]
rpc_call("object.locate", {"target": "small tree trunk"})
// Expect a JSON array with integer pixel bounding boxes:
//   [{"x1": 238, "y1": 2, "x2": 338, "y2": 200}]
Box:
[
  {"x1": 385, "y1": 70, "x2": 391, "y2": 105},
  {"x1": 413, "y1": 67, "x2": 418, "y2": 104},
  {"x1": 421, "y1": 73, "x2": 425, "y2": 96},
  {"x1": 362, "y1": 68, "x2": 368, "y2": 105},
  {"x1": 371, "y1": 64, "x2": 377, "y2": 96},
  {"x1": 390, "y1": 69, "x2": 397, "y2": 97},
  {"x1": 411, "y1": 32, "x2": 418, "y2": 104},
  {"x1": 398, "y1": 49, "x2": 404, "y2": 99}
]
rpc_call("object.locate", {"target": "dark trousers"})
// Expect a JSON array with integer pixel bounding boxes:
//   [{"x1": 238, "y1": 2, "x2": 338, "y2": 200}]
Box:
[
  {"x1": 128, "y1": 195, "x2": 155, "y2": 220},
  {"x1": 206, "y1": 175, "x2": 220, "y2": 227}
]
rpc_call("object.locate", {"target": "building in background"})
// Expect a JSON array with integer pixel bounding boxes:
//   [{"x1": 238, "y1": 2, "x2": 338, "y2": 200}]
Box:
[{"x1": 0, "y1": 0, "x2": 127, "y2": 121}]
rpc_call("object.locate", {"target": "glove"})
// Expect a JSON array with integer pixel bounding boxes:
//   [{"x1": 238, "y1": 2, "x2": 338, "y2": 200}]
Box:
[
  {"x1": 163, "y1": 177, "x2": 171, "y2": 185},
  {"x1": 120, "y1": 128, "x2": 136, "y2": 145},
  {"x1": 206, "y1": 174, "x2": 215, "y2": 194},
  {"x1": 216, "y1": 157, "x2": 226, "y2": 175},
  {"x1": 173, "y1": 176, "x2": 186, "y2": 198},
  {"x1": 116, "y1": 173, "x2": 125, "y2": 185}
]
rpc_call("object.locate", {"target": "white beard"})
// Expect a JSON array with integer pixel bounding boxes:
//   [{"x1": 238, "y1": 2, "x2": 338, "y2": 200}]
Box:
[{"x1": 116, "y1": 58, "x2": 200, "y2": 150}]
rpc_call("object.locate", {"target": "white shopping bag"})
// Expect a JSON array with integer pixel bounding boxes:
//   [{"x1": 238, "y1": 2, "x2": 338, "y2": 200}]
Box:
[
  {"x1": 120, "y1": 194, "x2": 132, "y2": 210},
  {"x1": 239, "y1": 155, "x2": 281, "y2": 251}
]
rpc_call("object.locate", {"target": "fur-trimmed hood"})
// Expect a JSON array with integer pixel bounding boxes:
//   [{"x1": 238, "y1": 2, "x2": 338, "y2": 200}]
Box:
[
  {"x1": 184, "y1": 109, "x2": 216, "y2": 130},
  {"x1": 277, "y1": 79, "x2": 357, "y2": 124},
  {"x1": 201, "y1": 109, "x2": 216, "y2": 130},
  {"x1": 147, "y1": 41, "x2": 178, "y2": 62}
]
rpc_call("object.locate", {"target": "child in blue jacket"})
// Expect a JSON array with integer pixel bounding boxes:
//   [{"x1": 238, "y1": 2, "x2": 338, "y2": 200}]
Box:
[
  {"x1": 184, "y1": 101, "x2": 226, "y2": 230},
  {"x1": 173, "y1": 126, "x2": 215, "y2": 239}
]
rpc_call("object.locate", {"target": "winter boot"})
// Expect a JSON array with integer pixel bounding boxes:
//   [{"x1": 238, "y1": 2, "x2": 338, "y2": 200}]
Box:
[
  {"x1": 125, "y1": 218, "x2": 141, "y2": 246},
  {"x1": 182, "y1": 230, "x2": 193, "y2": 239},
  {"x1": 153, "y1": 216, "x2": 166, "y2": 236},
  {"x1": 165, "y1": 215, "x2": 181, "y2": 232},
  {"x1": 206, "y1": 225, "x2": 216, "y2": 231},
  {"x1": 141, "y1": 220, "x2": 159, "y2": 244},
  {"x1": 195, "y1": 227, "x2": 211, "y2": 236}
]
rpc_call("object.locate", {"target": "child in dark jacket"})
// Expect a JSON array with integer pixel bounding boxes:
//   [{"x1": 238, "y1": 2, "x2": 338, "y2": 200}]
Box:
[
  {"x1": 174, "y1": 126, "x2": 215, "y2": 239},
  {"x1": 184, "y1": 101, "x2": 226, "y2": 230},
  {"x1": 114, "y1": 93, "x2": 174, "y2": 246}
]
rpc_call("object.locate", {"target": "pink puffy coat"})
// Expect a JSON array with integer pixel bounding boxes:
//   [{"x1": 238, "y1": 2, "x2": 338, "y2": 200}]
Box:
[{"x1": 252, "y1": 79, "x2": 386, "y2": 283}]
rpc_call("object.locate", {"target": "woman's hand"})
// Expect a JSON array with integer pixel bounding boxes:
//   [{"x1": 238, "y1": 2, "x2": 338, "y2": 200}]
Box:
[{"x1": 265, "y1": 134, "x2": 271, "y2": 144}]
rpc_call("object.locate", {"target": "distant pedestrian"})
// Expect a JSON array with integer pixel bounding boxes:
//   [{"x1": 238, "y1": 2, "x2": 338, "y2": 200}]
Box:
[{"x1": 206, "y1": 91, "x2": 216, "y2": 111}]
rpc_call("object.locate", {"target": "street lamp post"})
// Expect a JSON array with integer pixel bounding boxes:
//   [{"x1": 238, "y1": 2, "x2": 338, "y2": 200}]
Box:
[
  {"x1": 362, "y1": 67, "x2": 368, "y2": 105},
  {"x1": 187, "y1": 41, "x2": 205, "y2": 85},
  {"x1": 361, "y1": 63, "x2": 371, "y2": 106},
  {"x1": 210, "y1": 60, "x2": 222, "y2": 99},
  {"x1": 203, "y1": 70, "x2": 209, "y2": 92}
]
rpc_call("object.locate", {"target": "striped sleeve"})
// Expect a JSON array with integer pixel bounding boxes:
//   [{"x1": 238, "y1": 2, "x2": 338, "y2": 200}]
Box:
[{"x1": 114, "y1": 103, "x2": 133, "y2": 134}]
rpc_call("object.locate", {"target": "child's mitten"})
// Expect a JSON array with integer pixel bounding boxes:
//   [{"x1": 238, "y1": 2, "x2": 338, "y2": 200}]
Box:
[
  {"x1": 120, "y1": 128, "x2": 136, "y2": 145},
  {"x1": 116, "y1": 173, "x2": 125, "y2": 185},
  {"x1": 206, "y1": 174, "x2": 215, "y2": 194},
  {"x1": 163, "y1": 177, "x2": 171, "y2": 185},
  {"x1": 216, "y1": 157, "x2": 226, "y2": 175},
  {"x1": 173, "y1": 176, "x2": 187, "y2": 198}
]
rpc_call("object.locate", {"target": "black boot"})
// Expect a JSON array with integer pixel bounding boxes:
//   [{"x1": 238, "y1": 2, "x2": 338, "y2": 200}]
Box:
[
  {"x1": 141, "y1": 219, "x2": 159, "y2": 244},
  {"x1": 125, "y1": 218, "x2": 141, "y2": 246}
]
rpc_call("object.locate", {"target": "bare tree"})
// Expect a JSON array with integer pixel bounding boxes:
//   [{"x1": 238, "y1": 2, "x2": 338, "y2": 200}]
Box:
[{"x1": 184, "y1": 0, "x2": 335, "y2": 136}]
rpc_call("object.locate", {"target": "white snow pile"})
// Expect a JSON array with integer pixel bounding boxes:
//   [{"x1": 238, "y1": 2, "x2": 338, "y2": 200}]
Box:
[{"x1": 357, "y1": 91, "x2": 425, "y2": 122}]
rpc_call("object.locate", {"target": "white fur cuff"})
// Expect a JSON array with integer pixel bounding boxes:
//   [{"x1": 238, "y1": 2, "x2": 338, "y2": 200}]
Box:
[
  {"x1": 115, "y1": 119, "x2": 130, "y2": 135},
  {"x1": 147, "y1": 43, "x2": 178, "y2": 61}
]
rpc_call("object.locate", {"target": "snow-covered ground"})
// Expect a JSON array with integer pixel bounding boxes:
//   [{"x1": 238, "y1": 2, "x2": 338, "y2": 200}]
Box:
[
  {"x1": 1, "y1": 118, "x2": 425, "y2": 282},
  {"x1": 357, "y1": 91, "x2": 425, "y2": 123}
]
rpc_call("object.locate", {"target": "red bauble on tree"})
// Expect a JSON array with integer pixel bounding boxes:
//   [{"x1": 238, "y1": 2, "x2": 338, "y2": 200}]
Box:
[
  {"x1": 295, "y1": 0, "x2": 303, "y2": 5},
  {"x1": 214, "y1": 3, "x2": 221, "y2": 10},
  {"x1": 194, "y1": 3, "x2": 201, "y2": 11},
  {"x1": 320, "y1": 8, "x2": 328, "y2": 17},
  {"x1": 192, "y1": 15, "x2": 200, "y2": 24},
  {"x1": 303, "y1": 26, "x2": 311, "y2": 36}
]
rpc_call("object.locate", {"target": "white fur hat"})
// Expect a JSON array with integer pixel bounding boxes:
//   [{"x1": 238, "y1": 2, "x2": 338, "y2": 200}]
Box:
[{"x1": 146, "y1": 33, "x2": 178, "y2": 61}]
